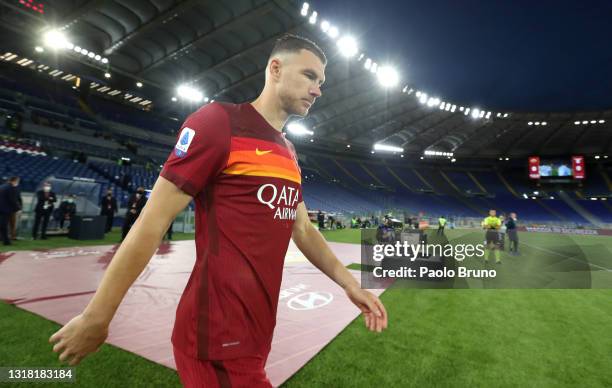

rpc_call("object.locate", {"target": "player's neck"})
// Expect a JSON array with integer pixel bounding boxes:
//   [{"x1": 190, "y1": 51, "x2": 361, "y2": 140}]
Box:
[{"x1": 250, "y1": 95, "x2": 287, "y2": 132}]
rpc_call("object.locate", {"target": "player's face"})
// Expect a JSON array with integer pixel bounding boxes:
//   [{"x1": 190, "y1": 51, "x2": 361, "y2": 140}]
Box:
[
  {"x1": 489, "y1": 210, "x2": 496, "y2": 217},
  {"x1": 277, "y1": 50, "x2": 325, "y2": 117}
]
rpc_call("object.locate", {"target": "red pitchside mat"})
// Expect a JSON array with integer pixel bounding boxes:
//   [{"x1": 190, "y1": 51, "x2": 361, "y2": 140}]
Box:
[{"x1": 0, "y1": 240, "x2": 386, "y2": 387}]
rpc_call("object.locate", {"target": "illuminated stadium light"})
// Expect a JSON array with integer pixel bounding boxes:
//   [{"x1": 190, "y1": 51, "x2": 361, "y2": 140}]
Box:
[
  {"x1": 310, "y1": 139, "x2": 314, "y2": 142},
  {"x1": 464, "y1": 108, "x2": 471, "y2": 116},
  {"x1": 523, "y1": 193, "x2": 528, "y2": 199},
  {"x1": 94, "y1": 54, "x2": 101, "y2": 61},
  {"x1": 309, "y1": 11, "x2": 317, "y2": 24},
  {"x1": 503, "y1": 113, "x2": 509, "y2": 117},
  {"x1": 541, "y1": 121, "x2": 547, "y2": 126},
  {"x1": 445, "y1": 104, "x2": 452, "y2": 112},
  {"x1": 451, "y1": 158, "x2": 456, "y2": 163},
  {"x1": 534, "y1": 122, "x2": 540, "y2": 126},
  {"x1": 419, "y1": 93, "x2": 428, "y2": 104},
  {"x1": 374, "y1": 143, "x2": 403, "y2": 153},
  {"x1": 590, "y1": 197, "x2": 597, "y2": 200},
  {"x1": 439, "y1": 102, "x2": 446, "y2": 110},
  {"x1": 590, "y1": 120, "x2": 597, "y2": 124},
  {"x1": 358, "y1": 53, "x2": 365, "y2": 61},
  {"x1": 81, "y1": 49, "x2": 88, "y2": 56},
  {"x1": 301, "y1": 2, "x2": 309, "y2": 16},
  {"x1": 328, "y1": 26, "x2": 339, "y2": 39},
  {"x1": 171, "y1": 97, "x2": 177, "y2": 102},
  {"x1": 471, "y1": 109, "x2": 480, "y2": 119},
  {"x1": 204, "y1": 97, "x2": 210, "y2": 103},
  {"x1": 605, "y1": 155, "x2": 609, "y2": 158},
  {"x1": 35, "y1": 46, "x2": 44, "y2": 53},
  {"x1": 74, "y1": 46, "x2": 81, "y2": 53},
  {"x1": 450, "y1": 105, "x2": 457, "y2": 112},
  {"x1": 505, "y1": 157, "x2": 509, "y2": 161},
  {"x1": 287, "y1": 122, "x2": 313, "y2": 136},
  {"x1": 550, "y1": 196, "x2": 555, "y2": 200},
  {"x1": 346, "y1": 144, "x2": 351, "y2": 148},
  {"x1": 415, "y1": 91, "x2": 421, "y2": 97},
  {"x1": 101, "y1": 58, "x2": 109, "y2": 64},
  {"x1": 574, "y1": 121, "x2": 580, "y2": 125},
  {"x1": 321, "y1": 20, "x2": 330, "y2": 32},
  {"x1": 420, "y1": 156, "x2": 424, "y2": 160},
  {"x1": 136, "y1": 82, "x2": 143, "y2": 88},
  {"x1": 497, "y1": 113, "x2": 502, "y2": 118},
  {"x1": 499, "y1": 157, "x2": 503, "y2": 161},
  {"x1": 407, "y1": 88, "x2": 414, "y2": 94},
  {"x1": 364, "y1": 58, "x2": 372, "y2": 70},
  {"x1": 402, "y1": 86, "x2": 408, "y2": 93},
  {"x1": 459, "y1": 106, "x2": 464, "y2": 111},
  {"x1": 533, "y1": 191, "x2": 539, "y2": 195},
  {"x1": 479, "y1": 110, "x2": 485, "y2": 118},
  {"x1": 599, "y1": 119, "x2": 605, "y2": 123},
  {"x1": 337, "y1": 36, "x2": 358, "y2": 57},
  {"x1": 87, "y1": 52, "x2": 95, "y2": 58},
  {"x1": 401, "y1": 155, "x2": 404, "y2": 158},
  {"x1": 177, "y1": 84, "x2": 203, "y2": 102},
  {"x1": 43, "y1": 30, "x2": 69, "y2": 49},
  {"x1": 104, "y1": 72, "x2": 111, "y2": 78},
  {"x1": 594, "y1": 155, "x2": 600, "y2": 159},
  {"x1": 370, "y1": 62, "x2": 378, "y2": 74},
  {"x1": 427, "y1": 97, "x2": 436, "y2": 107},
  {"x1": 582, "y1": 120, "x2": 588, "y2": 124},
  {"x1": 376, "y1": 66, "x2": 398, "y2": 87},
  {"x1": 485, "y1": 111, "x2": 491, "y2": 119}
]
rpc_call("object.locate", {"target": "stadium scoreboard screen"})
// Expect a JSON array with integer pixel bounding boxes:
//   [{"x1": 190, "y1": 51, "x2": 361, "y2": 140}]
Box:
[{"x1": 528, "y1": 156, "x2": 585, "y2": 181}]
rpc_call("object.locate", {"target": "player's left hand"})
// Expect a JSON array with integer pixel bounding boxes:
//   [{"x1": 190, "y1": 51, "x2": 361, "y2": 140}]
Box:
[{"x1": 345, "y1": 285, "x2": 388, "y2": 333}]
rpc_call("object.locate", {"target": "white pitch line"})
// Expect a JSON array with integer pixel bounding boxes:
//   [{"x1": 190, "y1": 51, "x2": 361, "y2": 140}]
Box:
[{"x1": 522, "y1": 242, "x2": 612, "y2": 272}]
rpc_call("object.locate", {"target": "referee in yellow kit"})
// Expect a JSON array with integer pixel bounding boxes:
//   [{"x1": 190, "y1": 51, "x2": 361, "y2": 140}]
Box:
[{"x1": 482, "y1": 209, "x2": 502, "y2": 264}]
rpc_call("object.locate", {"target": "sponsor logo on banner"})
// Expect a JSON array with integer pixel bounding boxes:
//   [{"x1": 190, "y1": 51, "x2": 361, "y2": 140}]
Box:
[{"x1": 287, "y1": 292, "x2": 333, "y2": 310}]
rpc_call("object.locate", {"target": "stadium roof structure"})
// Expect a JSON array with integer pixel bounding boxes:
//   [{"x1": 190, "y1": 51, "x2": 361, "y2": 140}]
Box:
[{"x1": 0, "y1": 0, "x2": 610, "y2": 159}]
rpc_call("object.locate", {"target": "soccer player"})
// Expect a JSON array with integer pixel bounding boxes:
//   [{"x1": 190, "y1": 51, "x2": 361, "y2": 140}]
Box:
[
  {"x1": 482, "y1": 209, "x2": 502, "y2": 264},
  {"x1": 49, "y1": 34, "x2": 388, "y2": 386}
]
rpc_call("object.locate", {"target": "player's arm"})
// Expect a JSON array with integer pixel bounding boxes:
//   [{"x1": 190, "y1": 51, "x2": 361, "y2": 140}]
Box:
[
  {"x1": 49, "y1": 176, "x2": 192, "y2": 365},
  {"x1": 291, "y1": 202, "x2": 387, "y2": 332}
]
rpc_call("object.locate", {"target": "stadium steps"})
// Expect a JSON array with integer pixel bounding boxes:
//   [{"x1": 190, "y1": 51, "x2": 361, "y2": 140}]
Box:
[
  {"x1": 439, "y1": 170, "x2": 463, "y2": 194},
  {"x1": 384, "y1": 165, "x2": 415, "y2": 192},
  {"x1": 359, "y1": 163, "x2": 386, "y2": 187},
  {"x1": 306, "y1": 158, "x2": 336, "y2": 181},
  {"x1": 496, "y1": 171, "x2": 520, "y2": 197},
  {"x1": 557, "y1": 191, "x2": 603, "y2": 227},
  {"x1": 467, "y1": 172, "x2": 488, "y2": 193},
  {"x1": 333, "y1": 160, "x2": 365, "y2": 186},
  {"x1": 412, "y1": 169, "x2": 435, "y2": 191},
  {"x1": 534, "y1": 199, "x2": 567, "y2": 222}
]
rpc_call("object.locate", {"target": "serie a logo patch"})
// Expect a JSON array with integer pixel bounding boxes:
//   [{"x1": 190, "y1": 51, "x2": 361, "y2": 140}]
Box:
[{"x1": 175, "y1": 127, "x2": 195, "y2": 158}]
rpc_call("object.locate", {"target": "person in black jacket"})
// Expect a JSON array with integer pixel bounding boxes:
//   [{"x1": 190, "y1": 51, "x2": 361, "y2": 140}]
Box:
[
  {"x1": 58, "y1": 195, "x2": 77, "y2": 230},
  {"x1": 32, "y1": 182, "x2": 57, "y2": 240},
  {"x1": 100, "y1": 188, "x2": 118, "y2": 233},
  {"x1": 0, "y1": 177, "x2": 21, "y2": 245},
  {"x1": 121, "y1": 187, "x2": 147, "y2": 241},
  {"x1": 506, "y1": 212, "x2": 519, "y2": 255}
]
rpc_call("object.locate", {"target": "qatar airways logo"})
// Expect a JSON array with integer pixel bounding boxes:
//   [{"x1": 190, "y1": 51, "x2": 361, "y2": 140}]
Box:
[{"x1": 257, "y1": 184, "x2": 299, "y2": 220}]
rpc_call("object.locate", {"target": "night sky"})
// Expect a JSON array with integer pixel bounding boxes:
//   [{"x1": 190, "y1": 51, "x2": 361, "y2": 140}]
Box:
[{"x1": 309, "y1": 0, "x2": 612, "y2": 112}]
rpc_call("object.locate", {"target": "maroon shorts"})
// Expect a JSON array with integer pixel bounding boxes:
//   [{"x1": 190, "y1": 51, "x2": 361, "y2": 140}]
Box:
[{"x1": 173, "y1": 346, "x2": 272, "y2": 388}]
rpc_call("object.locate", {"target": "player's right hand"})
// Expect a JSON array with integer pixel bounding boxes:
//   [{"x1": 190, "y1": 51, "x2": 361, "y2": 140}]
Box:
[{"x1": 49, "y1": 314, "x2": 109, "y2": 366}]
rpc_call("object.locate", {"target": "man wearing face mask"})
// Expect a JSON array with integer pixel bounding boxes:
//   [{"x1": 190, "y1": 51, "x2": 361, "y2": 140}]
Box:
[
  {"x1": 0, "y1": 176, "x2": 21, "y2": 245},
  {"x1": 33, "y1": 182, "x2": 57, "y2": 240},
  {"x1": 58, "y1": 195, "x2": 77, "y2": 231},
  {"x1": 100, "y1": 189, "x2": 118, "y2": 233},
  {"x1": 121, "y1": 187, "x2": 147, "y2": 241}
]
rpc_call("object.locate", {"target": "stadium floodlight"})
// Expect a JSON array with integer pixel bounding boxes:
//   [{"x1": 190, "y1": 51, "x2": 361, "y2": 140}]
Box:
[
  {"x1": 364, "y1": 58, "x2": 372, "y2": 70},
  {"x1": 301, "y1": 2, "x2": 309, "y2": 16},
  {"x1": 328, "y1": 26, "x2": 339, "y2": 39},
  {"x1": 534, "y1": 191, "x2": 539, "y2": 195},
  {"x1": 419, "y1": 93, "x2": 428, "y2": 104},
  {"x1": 459, "y1": 106, "x2": 464, "y2": 111},
  {"x1": 479, "y1": 110, "x2": 485, "y2": 118},
  {"x1": 35, "y1": 46, "x2": 44, "y2": 53},
  {"x1": 401, "y1": 154, "x2": 404, "y2": 158},
  {"x1": 204, "y1": 97, "x2": 210, "y2": 103},
  {"x1": 94, "y1": 54, "x2": 101, "y2": 60},
  {"x1": 376, "y1": 65, "x2": 399, "y2": 88},
  {"x1": 415, "y1": 91, "x2": 421, "y2": 97},
  {"x1": 337, "y1": 36, "x2": 358, "y2": 58},
  {"x1": 136, "y1": 82, "x2": 143, "y2": 88},
  {"x1": 599, "y1": 119, "x2": 605, "y2": 123},
  {"x1": 287, "y1": 122, "x2": 313, "y2": 136},
  {"x1": 310, "y1": 139, "x2": 314, "y2": 142},
  {"x1": 499, "y1": 157, "x2": 503, "y2": 161},
  {"x1": 451, "y1": 158, "x2": 456, "y2": 163},
  {"x1": 346, "y1": 144, "x2": 351, "y2": 148},
  {"x1": 87, "y1": 52, "x2": 95, "y2": 58},
  {"x1": 439, "y1": 102, "x2": 446, "y2": 110},
  {"x1": 101, "y1": 58, "x2": 108, "y2": 64},
  {"x1": 471, "y1": 109, "x2": 480, "y2": 119},
  {"x1": 503, "y1": 113, "x2": 509, "y2": 117},
  {"x1": 534, "y1": 122, "x2": 540, "y2": 126},
  {"x1": 574, "y1": 121, "x2": 580, "y2": 125},
  {"x1": 485, "y1": 111, "x2": 491, "y2": 119},
  {"x1": 497, "y1": 113, "x2": 502, "y2": 118},
  {"x1": 81, "y1": 49, "x2": 88, "y2": 55},
  {"x1": 171, "y1": 96, "x2": 177, "y2": 102},
  {"x1": 522, "y1": 193, "x2": 528, "y2": 199},
  {"x1": 321, "y1": 20, "x2": 330, "y2": 32},
  {"x1": 582, "y1": 120, "x2": 588, "y2": 124},
  {"x1": 309, "y1": 11, "x2": 317, "y2": 24},
  {"x1": 464, "y1": 108, "x2": 471, "y2": 116},
  {"x1": 374, "y1": 143, "x2": 403, "y2": 153},
  {"x1": 370, "y1": 62, "x2": 378, "y2": 74},
  {"x1": 590, "y1": 120, "x2": 597, "y2": 124},
  {"x1": 74, "y1": 46, "x2": 81, "y2": 53},
  {"x1": 595, "y1": 155, "x2": 600, "y2": 159},
  {"x1": 104, "y1": 72, "x2": 111, "y2": 78},
  {"x1": 541, "y1": 121, "x2": 547, "y2": 126},
  {"x1": 177, "y1": 84, "x2": 203, "y2": 102},
  {"x1": 505, "y1": 157, "x2": 509, "y2": 161},
  {"x1": 43, "y1": 29, "x2": 69, "y2": 49}
]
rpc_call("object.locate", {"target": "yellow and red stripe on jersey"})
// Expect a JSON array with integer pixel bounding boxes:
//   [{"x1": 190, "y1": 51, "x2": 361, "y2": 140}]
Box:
[{"x1": 222, "y1": 137, "x2": 301, "y2": 184}]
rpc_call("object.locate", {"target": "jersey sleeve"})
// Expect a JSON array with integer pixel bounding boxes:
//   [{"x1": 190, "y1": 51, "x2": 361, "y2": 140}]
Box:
[{"x1": 160, "y1": 103, "x2": 231, "y2": 197}]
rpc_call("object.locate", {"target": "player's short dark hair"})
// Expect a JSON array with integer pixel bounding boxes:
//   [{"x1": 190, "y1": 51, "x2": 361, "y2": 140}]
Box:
[
  {"x1": 8, "y1": 176, "x2": 19, "y2": 183},
  {"x1": 269, "y1": 34, "x2": 327, "y2": 65}
]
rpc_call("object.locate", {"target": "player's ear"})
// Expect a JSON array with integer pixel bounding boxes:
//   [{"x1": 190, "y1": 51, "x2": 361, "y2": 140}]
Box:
[{"x1": 268, "y1": 58, "x2": 282, "y2": 82}]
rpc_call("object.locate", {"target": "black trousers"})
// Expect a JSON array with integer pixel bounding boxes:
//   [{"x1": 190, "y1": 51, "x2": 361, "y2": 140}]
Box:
[
  {"x1": 0, "y1": 213, "x2": 10, "y2": 244},
  {"x1": 121, "y1": 213, "x2": 137, "y2": 240},
  {"x1": 33, "y1": 211, "x2": 51, "y2": 239},
  {"x1": 102, "y1": 213, "x2": 114, "y2": 232}
]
